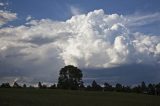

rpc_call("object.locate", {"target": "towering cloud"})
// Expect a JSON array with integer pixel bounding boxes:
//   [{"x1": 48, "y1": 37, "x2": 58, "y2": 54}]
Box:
[{"x1": 0, "y1": 9, "x2": 160, "y2": 83}]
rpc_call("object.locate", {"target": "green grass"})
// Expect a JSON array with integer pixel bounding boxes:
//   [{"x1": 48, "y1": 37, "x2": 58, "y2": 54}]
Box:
[{"x1": 0, "y1": 88, "x2": 160, "y2": 106}]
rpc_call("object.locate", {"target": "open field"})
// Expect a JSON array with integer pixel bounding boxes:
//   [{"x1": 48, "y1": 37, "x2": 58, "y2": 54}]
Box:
[{"x1": 0, "y1": 88, "x2": 160, "y2": 106}]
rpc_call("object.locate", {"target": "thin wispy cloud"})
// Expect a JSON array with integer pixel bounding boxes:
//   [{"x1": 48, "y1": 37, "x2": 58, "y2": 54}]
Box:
[
  {"x1": 70, "y1": 6, "x2": 82, "y2": 15},
  {"x1": 126, "y1": 12, "x2": 160, "y2": 27}
]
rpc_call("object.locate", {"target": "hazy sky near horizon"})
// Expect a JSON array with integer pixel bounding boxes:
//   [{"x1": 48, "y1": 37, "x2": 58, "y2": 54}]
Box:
[{"x1": 0, "y1": 0, "x2": 160, "y2": 85}]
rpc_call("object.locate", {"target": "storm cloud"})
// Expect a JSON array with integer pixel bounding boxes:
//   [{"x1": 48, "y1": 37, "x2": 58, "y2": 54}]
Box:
[{"x1": 0, "y1": 9, "x2": 160, "y2": 84}]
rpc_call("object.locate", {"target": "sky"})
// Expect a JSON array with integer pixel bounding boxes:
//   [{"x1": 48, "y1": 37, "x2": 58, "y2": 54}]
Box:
[{"x1": 0, "y1": 0, "x2": 160, "y2": 86}]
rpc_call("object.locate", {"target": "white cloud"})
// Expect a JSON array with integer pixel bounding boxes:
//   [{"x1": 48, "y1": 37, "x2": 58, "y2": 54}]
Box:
[
  {"x1": 70, "y1": 6, "x2": 82, "y2": 15},
  {"x1": 126, "y1": 12, "x2": 160, "y2": 27},
  {"x1": 26, "y1": 15, "x2": 32, "y2": 21},
  {"x1": 0, "y1": 3, "x2": 4, "y2": 6},
  {"x1": 0, "y1": 9, "x2": 160, "y2": 83},
  {"x1": 0, "y1": 10, "x2": 17, "y2": 26}
]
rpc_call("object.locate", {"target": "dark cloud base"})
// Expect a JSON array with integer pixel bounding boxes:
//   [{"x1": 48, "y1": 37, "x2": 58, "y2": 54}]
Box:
[
  {"x1": 0, "y1": 63, "x2": 160, "y2": 85},
  {"x1": 83, "y1": 64, "x2": 160, "y2": 85}
]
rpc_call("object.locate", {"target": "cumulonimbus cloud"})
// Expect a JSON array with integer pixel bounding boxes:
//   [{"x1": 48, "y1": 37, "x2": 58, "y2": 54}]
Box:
[{"x1": 0, "y1": 9, "x2": 160, "y2": 83}]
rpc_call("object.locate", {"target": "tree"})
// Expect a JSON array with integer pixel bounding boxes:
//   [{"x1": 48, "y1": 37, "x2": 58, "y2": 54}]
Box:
[
  {"x1": 57, "y1": 65, "x2": 83, "y2": 89},
  {"x1": 38, "y1": 82, "x2": 43, "y2": 88},
  {"x1": 50, "y1": 84, "x2": 56, "y2": 89},
  {"x1": 141, "y1": 81, "x2": 147, "y2": 92},
  {"x1": 115, "y1": 83, "x2": 123, "y2": 92},
  {"x1": 155, "y1": 83, "x2": 160, "y2": 95},
  {"x1": 141, "y1": 81, "x2": 147, "y2": 93},
  {"x1": 23, "y1": 84, "x2": 27, "y2": 88},
  {"x1": 132, "y1": 85, "x2": 142, "y2": 93},
  {"x1": 38, "y1": 82, "x2": 47, "y2": 89},
  {"x1": 92, "y1": 80, "x2": 98, "y2": 88},
  {"x1": 122, "y1": 86, "x2": 131, "y2": 92},
  {"x1": 13, "y1": 82, "x2": 21, "y2": 88},
  {"x1": 148, "y1": 83, "x2": 155, "y2": 95},
  {"x1": 86, "y1": 85, "x2": 92, "y2": 91},
  {"x1": 104, "y1": 82, "x2": 113, "y2": 91},
  {"x1": 91, "y1": 80, "x2": 102, "y2": 91},
  {"x1": 79, "y1": 81, "x2": 85, "y2": 90},
  {"x1": 0, "y1": 83, "x2": 11, "y2": 88}
]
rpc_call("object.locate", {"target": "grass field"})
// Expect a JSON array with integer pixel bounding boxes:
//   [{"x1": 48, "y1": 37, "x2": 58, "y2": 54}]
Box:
[{"x1": 0, "y1": 88, "x2": 160, "y2": 106}]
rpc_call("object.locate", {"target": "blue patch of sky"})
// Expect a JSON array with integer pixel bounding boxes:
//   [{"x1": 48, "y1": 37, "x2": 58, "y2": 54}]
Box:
[
  {"x1": 8, "y1": 0, "x2": 160, "y2": 20},
  {"x1": 2, "y1": 0, "x2": 160, "y2": 35}
]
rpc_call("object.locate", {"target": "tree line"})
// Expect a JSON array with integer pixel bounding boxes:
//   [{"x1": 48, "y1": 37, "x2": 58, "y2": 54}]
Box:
[{"x1": 0, "y1": 65, "x2": 160, "y2": 96}]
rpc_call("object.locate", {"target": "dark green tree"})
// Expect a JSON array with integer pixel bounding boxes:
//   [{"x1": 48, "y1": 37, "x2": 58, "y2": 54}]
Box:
[{"x1": 57, "y1": 65, "x2": 83, "y2": 89}]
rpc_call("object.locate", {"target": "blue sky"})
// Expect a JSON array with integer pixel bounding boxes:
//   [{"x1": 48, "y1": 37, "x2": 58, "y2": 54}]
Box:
[
  {"x1": 8, "y1": 0, "x2": 160, "y2": 20},
  {"x1": 0, "y1": 0, "x2": 160, "y2": 85},
  {"x1": 3, "y1": 0, "x2": 160, "y2": 35}
]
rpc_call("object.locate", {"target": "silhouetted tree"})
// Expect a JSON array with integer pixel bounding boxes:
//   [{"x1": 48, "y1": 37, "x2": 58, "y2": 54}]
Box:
[
  {"x1": 23, "y1": 84, "x2": 27, "y2": 88},
  {"x1": 42, "y1": 84, "x2": 47, "y2": 89},
  {"x1": 86, "y1": 85, "x2": 92, "y2": 91},
  {"x1": 29, "y1": 85, "x2": 35, "y2": 88},
  {"x1": 141, "y1": 81, "x2": 147, "y2": 93},
  {"x1": 91, "y1": 80, "x2": 102, "y2": 91},
  {"x1": 155, "y1": 83, "x2": 160, "y2": 95},
  {"x1": 57, "y1": 65, "x2": 83, "y2": 90},
  {"x1": 147, "y1": 83, "x2": 155, "y2": 95},
  {"x1": 103, "y1": 82, "x2": 113, "y2": 91},
  {"x1": 50, "y1": 84, "x2": 56, "y2": 89},
  {"x1": 38, "y1": 82, "x2": 47, "y2": 89},
  {"x1": 132, "y1": 85, "x2": 142, "y2": 93},
  {"x1": 122, "y1": 86, "x2": 131, "y2": 92},
  {"x1": 13, "y1": 82, "x2": 21, "y2": 88},
  {"x1": 0, "y1": 83, "x2": 11, "y2": 88},
  {"x1": 38, "y1": 82, "x2": 43, "y2": 88},
  {"x1": 79, "y1": 81, "x2": 85, "y2": 90},
  {"x1": 92, "y1": 80, "x2": 97, "y2": 88},
  {"x1": 115, "y1": 83, "x2": 123, "y2": 92}
]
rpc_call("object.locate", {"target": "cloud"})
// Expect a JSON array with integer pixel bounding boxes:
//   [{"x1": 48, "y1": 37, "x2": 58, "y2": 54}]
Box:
[
  {"x1": 83, "y1": 64, "x2": 160, "y2": 85},
  {"x1": 0, "y1": 3, "x2": 4, "y2": 6},
  {"x1": 0, "y1": 10, "x2": 17, "y2": 26},
  {"x1": 70, "y1": 6, "x2": 82, "y2": 15},
  {"x1": 126, "y1": 12, "x2": 160, "y2": 27},
  {"x1": 0, "y1": 9, "x2": 160, "y2": 84},
  {"x1": 26, "y1": 15, "x2": 32, "y2": 21}
]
